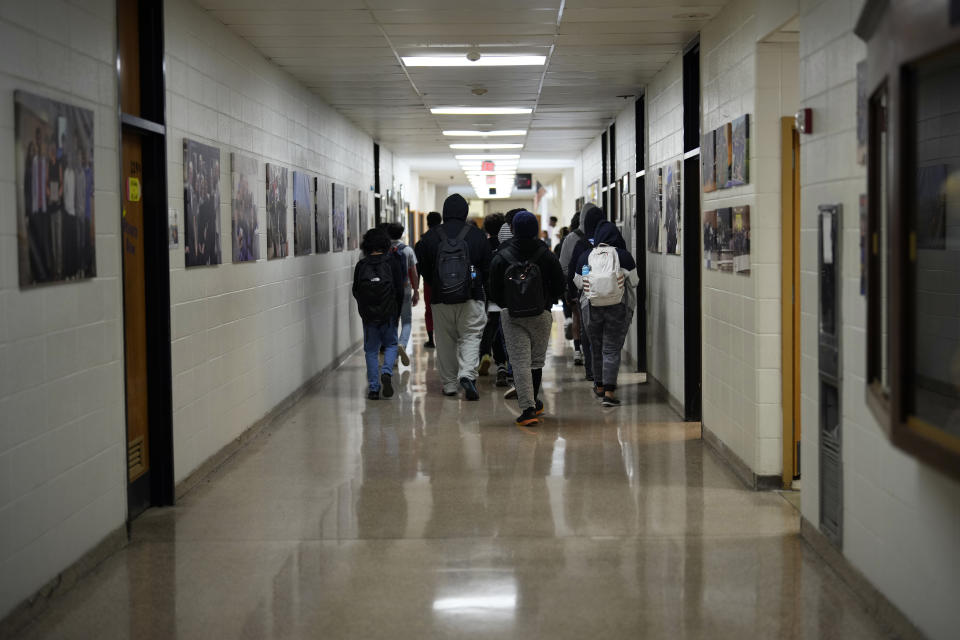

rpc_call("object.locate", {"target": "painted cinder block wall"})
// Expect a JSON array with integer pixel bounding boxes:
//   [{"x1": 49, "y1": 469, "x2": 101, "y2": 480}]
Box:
[
  {"x1": 164, "y1": 0, "x2": 383, "y2": 482},
  {"x1": 798, "y1": 1, "x2": 960, "y2": 638},
  {"x1": 0, "y1": 0, "x2": 127, "y2": 619}
]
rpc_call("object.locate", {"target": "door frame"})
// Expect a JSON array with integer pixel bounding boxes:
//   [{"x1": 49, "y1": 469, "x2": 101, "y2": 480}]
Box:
[
  {"x1": 682, "y1": 37, "x2": 702, "y2": 421},
  {"x1": 781, "y1": 117, "x2": 802, "y2": 487},
  {"x1": 117, "y1": 0, "x2": 174, "y2": 519}
]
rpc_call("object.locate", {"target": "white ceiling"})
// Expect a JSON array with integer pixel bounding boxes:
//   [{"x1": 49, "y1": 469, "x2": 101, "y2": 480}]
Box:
[{"x1": 196, "y1": 0, "x2": 726, "y2": 175}]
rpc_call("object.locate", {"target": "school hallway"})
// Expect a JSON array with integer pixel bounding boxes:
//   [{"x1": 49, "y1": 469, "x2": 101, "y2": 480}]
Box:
[{"x1": 9, "y1": 313, "x2": 891, "y2": 639}]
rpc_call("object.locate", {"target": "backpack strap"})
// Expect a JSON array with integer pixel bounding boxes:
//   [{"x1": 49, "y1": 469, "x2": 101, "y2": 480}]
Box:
[{"x1": 454, "y1": 224, "x2": 471, "y2": 242}]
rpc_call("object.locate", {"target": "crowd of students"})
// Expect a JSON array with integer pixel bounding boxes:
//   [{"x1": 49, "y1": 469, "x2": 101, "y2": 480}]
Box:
[{"x1": 352, "y1": 193, "x2": 639, "y2": 425}]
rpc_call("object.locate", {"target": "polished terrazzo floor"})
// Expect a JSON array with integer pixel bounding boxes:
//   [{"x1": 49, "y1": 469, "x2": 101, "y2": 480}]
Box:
[{"x1": 16, "y1": 314, "x2": 893, "y2": 639}]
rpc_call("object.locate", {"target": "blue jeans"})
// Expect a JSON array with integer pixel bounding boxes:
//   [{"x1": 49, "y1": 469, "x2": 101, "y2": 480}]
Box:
[
  {"x1": 398, "y1": 288, "x2": 412, "y2": 349},
  {"x1": 364, "y1": 321, "x2": 399, "y2": 391}
]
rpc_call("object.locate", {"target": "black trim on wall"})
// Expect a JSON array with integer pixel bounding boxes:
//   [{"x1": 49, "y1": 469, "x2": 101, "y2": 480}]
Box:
[
  {"x1": 600, "y1": 131, "x2": 608, "y2": 212},
  {"x1": 120, "y1": 0, "x2": 175, "y2": 518},
  {"x1": 635, "y1": 96, "x2": 648, "y2": 372},
  {"x1": 373, "y1": 143, "x2": 381, "y2": 226},
  {"x1": 682, "y1": 38, "x2": 702, "y2": 421}
]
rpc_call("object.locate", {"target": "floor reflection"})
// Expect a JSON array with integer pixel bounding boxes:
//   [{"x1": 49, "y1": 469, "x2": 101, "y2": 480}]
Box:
[{"x1": 15, "y1": 313, "x2": 893, "y2": 639}]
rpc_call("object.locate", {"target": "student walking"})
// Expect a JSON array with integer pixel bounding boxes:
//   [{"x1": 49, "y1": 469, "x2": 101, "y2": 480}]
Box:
[
  {"x1": 416, "y1": 211, "x2": 442, "y2": 348},
  {"x1": 478, "y1": 213, "x2": 508, "y2": 379},
  {"x1": 574, "y1": 221, "x2": 639, "y2": 407},
  {"x1": 415, "y1": 194, "x2": 492, "y2": 400},
  {"x1": 565, "y1": 204, "x2": 605, "y2": 379},
  {"x1": 488, "y1": 211, "x2": 565, "y2": 425},
  {"x1": 386, "y1": 222, "x2": 420, "y2": 366},
  {"x1": 353, "y1": 228, "x2": 405, "y2": 400}
]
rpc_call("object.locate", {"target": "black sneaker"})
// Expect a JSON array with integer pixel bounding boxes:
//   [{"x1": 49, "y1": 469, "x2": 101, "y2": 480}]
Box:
[
  {"x1": 381, "y1": 374, "x2": 394, "y2": 398},
  {"x1": 535, "y1": 400, "x2": 544, "y2": 416},
  {"x1": 593, "y1": 386, "x2": 605, "y2": 399},
  {"x1": 585, "y1": 372, "x2": 594, "y2": 382},
  {"x1": 424, "y1": 340, "x2": 436, "y2": 349},
  {"x1": 496, "y1": 370, "x2": 509, "y2": 387},
  {"x1": 460, "y1": 377, "x2": 480, "y2": 401},
  {"x1": 602, "y1": 396, "x2": 621, "y2": 407},
  {"x1": 368, "y1": 389, "x2": 380, "y2": 400},
  {"x1": 516, "y1": 407, "x2": 539, "y2": 426}
]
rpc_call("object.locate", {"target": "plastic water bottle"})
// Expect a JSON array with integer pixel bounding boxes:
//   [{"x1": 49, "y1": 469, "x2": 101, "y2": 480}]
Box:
[
  {"x1": 470, "y1": 265, "x2": 477, "y2": 280},
  {"x1": 582, "y1": 264, "x2": 590, "y2": 276}
]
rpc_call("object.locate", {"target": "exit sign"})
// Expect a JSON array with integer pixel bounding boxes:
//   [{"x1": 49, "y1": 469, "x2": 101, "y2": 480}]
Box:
[
  {"x1": 486, "y1": 175, "x2": 496, "y2": 185},
  {"x1": 481, "y1": 161, "x2": 495, "y2": 171}
]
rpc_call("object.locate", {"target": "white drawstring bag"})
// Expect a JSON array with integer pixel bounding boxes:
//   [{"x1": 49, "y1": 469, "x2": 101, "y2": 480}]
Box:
[{"x1": 585, "y1": 244, "x2": 624, "y2": 307}]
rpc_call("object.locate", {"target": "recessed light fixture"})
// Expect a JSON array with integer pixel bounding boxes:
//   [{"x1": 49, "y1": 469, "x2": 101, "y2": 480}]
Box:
[
  {"x1": 432, "y1": 107, "x2": 533, "y2": 115},
  {"x1": 455, "y1": 154, "x2": 521, "y2": 160},
  {"x1": 443, "y1": 130, "x2": 527, "y2": 137},
  {"x1": 403, "y1": 55, "x2": 546, "y2": 67},
  {"x1": 672, "y1": 12, "x2": 710, "y2": 19},
  {"x1": 450, "y1": 143, "x2": 524, "y2": 149}
]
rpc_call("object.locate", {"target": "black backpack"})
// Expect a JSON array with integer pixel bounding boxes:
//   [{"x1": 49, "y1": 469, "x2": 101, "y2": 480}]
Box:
[
  {"x1": 435, "y1": 226, "x2": 473, "y2": 303},
  {"x1": 503, "y1": 244, "x2": 548, "y2": 318},
  {"x1": 355, "y1": 255, "x2": 396, "y2": 323}
]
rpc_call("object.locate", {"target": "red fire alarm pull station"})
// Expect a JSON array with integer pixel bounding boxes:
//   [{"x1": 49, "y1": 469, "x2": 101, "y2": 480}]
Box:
[
  {"x1": 481, "y1": 160, "x2": 495, "y2": 171},
  {"x1": 795, "y1": 108, "x2": 813, "y2": 134}
]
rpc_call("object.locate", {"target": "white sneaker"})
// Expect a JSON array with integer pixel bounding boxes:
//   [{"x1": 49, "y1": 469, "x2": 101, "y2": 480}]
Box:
[{"x1": 503, "y1": 387, "x2": 518, "y2": 400}]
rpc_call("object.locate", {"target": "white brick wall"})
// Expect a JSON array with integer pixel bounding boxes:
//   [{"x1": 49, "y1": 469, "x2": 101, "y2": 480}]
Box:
[
  {"x1": 164, "y1": 0, "x2": 384, "y2": 483},
  {"x1": 700, "y1": 0, "x2": 800, "y2": 475},
  {"x1": 645, "y1": 54, "x2": 686, "y2": 404},
  {"x1": 0, "y1": 0, "x2": 126, "y2": 619},
  {"x1": 798, "y1": 1, "x2": 960, "y2": 638}
]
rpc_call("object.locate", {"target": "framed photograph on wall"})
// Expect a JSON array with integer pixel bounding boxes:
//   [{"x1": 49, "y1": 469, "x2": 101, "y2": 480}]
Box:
[
  {"x1": 587, "y1": 180, "x2": 599, "y2": 204},
  {"x1": 716, "y1": 123, "x2": 732, "y2": 189},
  {"x1": 315, "y1": 177, "x2": 331, "y2": 254},
  {"x1": 663, "y1": 161, "x2": 682, "y2": 255},
  {"x1": 716, "y1": 207, "x2": 733, "y2": 272},
  {"x1": 184, "y1": 138, "x2": 222, "y2": 267},
  {"x1": 730, "y1": 115, "x2": 750, "y2": 187},
  {"x1": 332, "y1": 183, "x2": 345, "y2": 252},
  {"x1": 266, "y1": 163, "x2": 288, "y2": 259},
  {"x1": 732, "y1": 205, "x2": 751, "y2": 275},
  {"x1": 701, "y1": 130, "x2": 716, "y2": 193},
  {"x1": 703, "y1": 210, "x2": 718, "y2": 270},
  {"x1": 645, "y1": 167, "x2": 662, "y2": 253},
  {"x1": 292, "y1": 171, "x2": 314, "y2": 256},
  {"x1": 15, "y1": 91, "x2": 97, "y2": 286},
  {"x1": 231, "y1": 153, "x2": 258, "y2": 263},
  {"x1": 346, "y1": 187, "x2": 359, "y2": 250}
]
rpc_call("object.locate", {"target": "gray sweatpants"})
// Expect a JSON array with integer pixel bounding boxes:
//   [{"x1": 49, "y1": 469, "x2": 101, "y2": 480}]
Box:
[
  {"x1": 500, "y1": 310, "x2": 553, "y2": 411},
  {"x1": 432, "y1": 300, "x2": 487, "y2": 393},
  {"x1": 586, "y1": 302, "x2": 633, "y2": 391}
]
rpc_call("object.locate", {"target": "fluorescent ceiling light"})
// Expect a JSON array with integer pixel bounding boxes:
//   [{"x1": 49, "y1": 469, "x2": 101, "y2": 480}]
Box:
[
  {"x1": 455, "y1": 154, "x2": 521, "y2": 160},
  {"x1": 403, "y1": 55, "x2": 545, "y2": 67},
  {"x1": 432, "y1": 107, "x2": 533, "y2": 115},
  {"x1": 443, "y1": 130, "x2": 527, "y2": 137},
  {"x1": 450, "y1": 143, "x2": 524, "y2": 150}
]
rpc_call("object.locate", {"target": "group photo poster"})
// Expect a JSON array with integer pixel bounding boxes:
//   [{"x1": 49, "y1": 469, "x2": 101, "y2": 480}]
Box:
[
  {"x1": 663, "y1": 161, "x2": 682, "y2": 255},
  {"x1": 732, "y1": 205, "x2": 751, "y2": 275},
  {"x1": 703, "y1": 210, "x2": 718, "y2": 270},
  {"x1": 315, "y1": 177, "x2": 331, "y2": 254},
  {"x1": 183, "y1": 138, "x2": 222, "y2": 268},
  {"x1": 293, "y1": 171, "x2": 314, "y2": 257},
  {"x1": 332, "y1": 183, "x2": 345, "y2": 252},
  {"x1": 231, "y1": 153, "x2": 259, "y2": 263},
  {"x1": 266, "y1": 163, "x2": 288, "y2": 259},
  {"x1": 14, "y1": 91, "x2": 97, "y2": 287},
  {"x1": 716, "y1": 207, "x2": 733, "y2": 272}
]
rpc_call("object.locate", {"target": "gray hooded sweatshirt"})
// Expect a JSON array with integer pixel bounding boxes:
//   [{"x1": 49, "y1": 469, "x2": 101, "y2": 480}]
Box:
[{"x1": 560, "y1": 202, "x2": 598, "y2": 278}]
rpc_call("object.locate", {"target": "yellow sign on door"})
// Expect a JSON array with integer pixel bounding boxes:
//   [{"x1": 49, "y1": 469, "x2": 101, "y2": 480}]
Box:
[{"x1": 128, "y1": 177, "x2": 141, "y2": 202}]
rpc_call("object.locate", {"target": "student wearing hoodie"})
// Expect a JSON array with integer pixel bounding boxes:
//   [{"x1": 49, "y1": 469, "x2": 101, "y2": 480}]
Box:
[
  {"x1": 573, "y1": 221, "x2": 639, "y2": 407},
  {"x1": 478, "y1": 213, "x2": 507, "y2": 380},
  {"x1": 415, "y1": 194, "x2": 493, "y2": 400},
  {"x1": 565, "y1": 204, "x2": 605, "y2": 380},
  {"x1": 353, "y1": 228, "x2": 405, "y2": 400},
  {"x1": 488, "y1": 211, "x2": 565, "y2": 425},
  {"x1": 416, "y1": 211, "x2": 443, "y2": 348}
]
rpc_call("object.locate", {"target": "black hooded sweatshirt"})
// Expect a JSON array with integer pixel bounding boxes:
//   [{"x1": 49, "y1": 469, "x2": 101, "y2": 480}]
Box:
[
  {"x1": 487, "y1": 236, "x2": 566, "y2": 313},
  {"x1": 566, "y1": 206, "x2": 605, "y2": 299},
  {"x1": 415, "y1": 194, "x2": 493, "y2": 304}
]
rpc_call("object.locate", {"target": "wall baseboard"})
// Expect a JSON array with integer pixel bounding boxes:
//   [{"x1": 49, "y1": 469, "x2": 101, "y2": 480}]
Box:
[
  {"x1": 175, "y1": 341, "x2": 361, "y2": 499},
  {"x1": 702, "y1": 422, "x2": 782, "y2": 490},
  {"x1": 800, "y1": 517, "x2": 927, "y2": 640},
  {"x1": 0, "y1": 526, "x2": 127, "y2": 637},
  {"x1": 0, "y1": 341, "x2": 361, "y2": 635}
]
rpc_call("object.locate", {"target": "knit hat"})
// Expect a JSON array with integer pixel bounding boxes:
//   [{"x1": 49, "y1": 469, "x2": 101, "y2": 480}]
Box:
[{"x1": 512, "y1": 210, "x2": 538, "y2": 239}]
